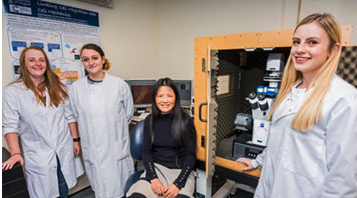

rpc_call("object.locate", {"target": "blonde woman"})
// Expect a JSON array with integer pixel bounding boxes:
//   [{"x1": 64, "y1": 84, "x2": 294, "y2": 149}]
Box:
[
  {"x1": 236, "y1": 13, "x2": 357, "y2": 197},
  {"x1": 2, "y1": 46, "x2": 84, "y2": 198}
]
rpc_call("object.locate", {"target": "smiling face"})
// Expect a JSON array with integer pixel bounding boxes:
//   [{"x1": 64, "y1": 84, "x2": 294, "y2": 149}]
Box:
[
  {"x1": 291, "y1": 22, "x2": 332, "y2": 80},
  {"x1": 155, "y1": 85, "x2": 176, "y2": 114},
  {"x1": 24, "y1": 49, "x2": 47, "y2": 81},
  {"x1": 81, "y1": 49, "x2": 105, "y2": 76}
]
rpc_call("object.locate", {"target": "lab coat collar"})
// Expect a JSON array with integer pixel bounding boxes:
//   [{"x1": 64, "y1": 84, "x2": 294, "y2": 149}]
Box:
[
  {"x1": 85, "y1": 71, "x2": 108, "y2": 89},
  {"x1": 15, "y1": 81, "x2": 50, "y2": 107},
  {"x1": 272, "y1": 82, "x2": 312, "y2": 122}
]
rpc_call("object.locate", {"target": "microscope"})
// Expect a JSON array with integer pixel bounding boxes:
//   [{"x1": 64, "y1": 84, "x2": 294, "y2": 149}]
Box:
[{"x1": 233, "y1": 53, "x2": 284, "y2": 158}]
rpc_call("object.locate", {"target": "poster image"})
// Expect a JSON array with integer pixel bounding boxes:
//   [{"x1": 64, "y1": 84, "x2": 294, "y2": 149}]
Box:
[{"x1": 3, "y1": 0, "x2": 101, "y2": 85}]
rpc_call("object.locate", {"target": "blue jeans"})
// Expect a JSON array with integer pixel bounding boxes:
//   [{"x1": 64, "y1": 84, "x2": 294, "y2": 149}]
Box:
[{"x1": 57, "y1": 156, "x2": 69, "y2": 198}]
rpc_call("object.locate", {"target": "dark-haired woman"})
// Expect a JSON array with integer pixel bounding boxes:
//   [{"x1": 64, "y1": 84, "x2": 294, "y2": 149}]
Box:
[
  {"x1": 2, "y1": 46, "x2": 84, "y2": 198},
  {"x1": 68, "y1": 43, "x2": 134, "y2": 198},
  {"x1": 127, "y1": 78, "x2": 197, "y2": 198}
]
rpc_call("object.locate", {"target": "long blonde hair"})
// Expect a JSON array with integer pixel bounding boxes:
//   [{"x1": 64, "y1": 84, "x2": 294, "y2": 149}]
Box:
[
  {"x1": 15, "y1": 46, "x2": 68, "y2": 107},
  {"x1": 268, "y1": 13, "x2": 342, "y2": 132}
]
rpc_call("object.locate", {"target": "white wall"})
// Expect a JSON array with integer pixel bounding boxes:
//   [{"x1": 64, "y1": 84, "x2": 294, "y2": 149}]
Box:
[
  {"x1": 155, "y1": 0, "x2": 299, "y2": 80},
  {"x1": 300, "y1": 0, "x2": 357, "y2": 43},
  {"x1": 97, "y1": 0, "x2": 159, "y2": 79},
  {"x1": 2, "y1": 0, "x2": 160, "y2": 194},
  {"x1": 2, "y1": 0, "x2": 357, "y2": 194},
  {"x1": 2, "y1": 0, "x2": 160, "y2": 89},
  {"x1": 2, "y1": 0, "x2": 357, "y2": 86},
  {"x1": 155, "y1": 0, "x2": 357, "y2": 80}
]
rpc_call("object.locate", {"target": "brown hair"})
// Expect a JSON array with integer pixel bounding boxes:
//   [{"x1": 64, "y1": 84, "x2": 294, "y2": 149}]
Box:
[
  {"x1": 80, "y1": 43, "x2": 111, "y2": 70},
  {"x1": 268, "y1": 13, "x2": 342, "y2": 132},
  {"x1": 15, "y1": 46, "x2": 68, "y2": 107}
]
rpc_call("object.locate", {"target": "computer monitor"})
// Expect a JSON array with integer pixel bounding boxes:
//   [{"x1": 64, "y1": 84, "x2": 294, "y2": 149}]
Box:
[
  {"x1": 173, "y1": 79, "x2": 193, "y2": 107},
  {"x1": 125, "y1": 79, "x2": 156, "y2": 113}
]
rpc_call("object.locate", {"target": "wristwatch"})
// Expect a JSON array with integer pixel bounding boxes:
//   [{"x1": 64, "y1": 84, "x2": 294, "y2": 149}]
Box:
[{"x1": 73, "y1": 137, "x2": 81, "y2": 142}]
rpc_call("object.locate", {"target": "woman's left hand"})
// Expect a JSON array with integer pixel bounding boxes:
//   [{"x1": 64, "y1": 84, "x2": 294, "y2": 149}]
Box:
[
  {"x1": 73, "y1": 142, "x2": 81, "y2": 157},
  {"x1": 2, "y1": 154, "x2": 24, "y2": 170},
  {"x1": 236, "y1": 158, "x2": 255, "y2": 171},
  {"x1": 163, "y1": 184, "x2": 179, "y2": 198}
]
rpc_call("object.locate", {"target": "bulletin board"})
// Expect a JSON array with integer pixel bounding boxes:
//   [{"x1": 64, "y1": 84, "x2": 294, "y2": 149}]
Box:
[{"x1": 2, "y1": 0, "x2": 101, "y2": 85}]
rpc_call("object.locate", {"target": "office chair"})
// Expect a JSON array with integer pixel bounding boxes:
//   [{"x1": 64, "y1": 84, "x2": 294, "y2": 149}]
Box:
[{"x1": 124, "y1": 120, "x2": 145, "y2": 195}]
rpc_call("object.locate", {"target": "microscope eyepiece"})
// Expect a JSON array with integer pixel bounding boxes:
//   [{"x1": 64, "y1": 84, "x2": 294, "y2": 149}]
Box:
[
  {"x1": 257, "y1": 94, "x2": 269, "y2": 111},
  {"x1": 248, "y1": 92, "x2": 259, "y2": 110},
  {"x1": 257, "y1": 93, "x2": 266, "y2": 101},
  {"x1": 249, "y1": 92, "x2": 257, "y2": 99}
]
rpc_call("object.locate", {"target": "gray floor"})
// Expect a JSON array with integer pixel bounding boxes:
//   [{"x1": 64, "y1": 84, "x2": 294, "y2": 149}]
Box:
[
  {"x1": 68, "y1": 185, "x2": 253, "y2": 198},
  {"x1": 69, "y1": 187, "x2": 95, "y2": 198},
  {"x1": 69, "y1": 161, "x2": 254, "y2": 198}
]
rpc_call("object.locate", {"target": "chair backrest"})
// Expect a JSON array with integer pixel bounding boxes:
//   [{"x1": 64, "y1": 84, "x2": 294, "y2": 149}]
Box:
[{"x1": 130, "y1": 120, "x2": 145, "y2": 160}]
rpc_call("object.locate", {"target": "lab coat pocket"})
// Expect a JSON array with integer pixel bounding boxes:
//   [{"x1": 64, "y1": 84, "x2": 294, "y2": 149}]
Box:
[
  {"x1": 108, "y1": 102, "x2": 123, "y2": 121},
  {"x1": 81, "y1": 145, "x2": 92, "y2": 161},
  {"x1": 281, "y1": 129, "x2": 323, "y2": 179},
  {"x1": 115, "y1": 137, "x2": 130, "y2": 161}
]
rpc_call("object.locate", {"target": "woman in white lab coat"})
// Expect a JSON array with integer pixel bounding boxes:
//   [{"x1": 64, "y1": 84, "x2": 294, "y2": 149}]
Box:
[
  {"x1": 2, "y1": 46, "x2": 84, "y2": 198},
  {"x1": 68, "y1": 43, "x2": 134, "y2": 198},
  {"x1": 236, "y1": 13, "x2": 357, "y2": 197}
]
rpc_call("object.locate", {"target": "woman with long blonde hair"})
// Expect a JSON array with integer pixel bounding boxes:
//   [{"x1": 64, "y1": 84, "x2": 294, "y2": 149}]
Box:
[
  {"x1": 2, "y1": 46, "x2": 84, "y2": 198},
  {"x1": 236, "y1": 13, "x2": 357, "y2": 197}
]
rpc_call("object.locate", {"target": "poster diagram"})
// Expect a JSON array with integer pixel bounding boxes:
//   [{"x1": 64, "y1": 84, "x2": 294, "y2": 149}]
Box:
[
  {"x1": 3, "y1": 0, "x2": 100, "y2": 85},
  {"x1": 8, "y1": 28, "x2": 62, "y2": 59},
  {"x1": 52, "y1": 59, "x2": 84, "y2": 85},
  {"x1": 62, "y1": 33, "x2": 100, "y2": 60}
]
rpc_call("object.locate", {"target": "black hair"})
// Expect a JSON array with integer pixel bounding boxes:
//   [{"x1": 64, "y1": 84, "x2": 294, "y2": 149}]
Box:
[{"x1": 149, "y1": 78, "x2": 196, "y2": 153}]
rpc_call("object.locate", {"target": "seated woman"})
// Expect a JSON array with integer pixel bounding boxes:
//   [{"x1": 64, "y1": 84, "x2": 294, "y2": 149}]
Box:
[{"x1": 127, "y1": 78, "x2": 197, "y2": 198}]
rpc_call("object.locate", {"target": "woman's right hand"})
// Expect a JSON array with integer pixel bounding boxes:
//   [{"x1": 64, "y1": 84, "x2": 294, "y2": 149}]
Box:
[
  {"x1": 150, "y1": 178, "x2": 165, "y2": 195},
  {"x1": 2, "y1": 154, "x2": 24, "y2": 170},
  {"x1": 235, "y1": 158, "x2": 255, "y2": 171}
]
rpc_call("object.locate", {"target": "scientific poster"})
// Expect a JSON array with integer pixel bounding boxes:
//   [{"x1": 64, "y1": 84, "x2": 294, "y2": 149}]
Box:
[{"x1": 3, "y1": 0, "x2": 101, "y2": 85}]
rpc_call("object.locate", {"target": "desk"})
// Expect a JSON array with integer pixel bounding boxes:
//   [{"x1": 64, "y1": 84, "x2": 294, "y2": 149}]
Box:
[
  {"x1": 195, "y1": 135, "x2": 259, "y2": 197},
  {"x1": 214, "y1": 135, "x2": 260, "y2": 187}
]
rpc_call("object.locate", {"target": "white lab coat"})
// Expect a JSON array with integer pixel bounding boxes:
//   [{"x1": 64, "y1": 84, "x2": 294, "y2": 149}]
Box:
[
  {"x1": 252, "y1": 75, "x2": 357, "y2": 198},
  {"x1": 2, "y1": 82, "x2": 84, "y2": 198},
  {"x1": 68, "y1": 73, "x2": 134, "y2": 198}
]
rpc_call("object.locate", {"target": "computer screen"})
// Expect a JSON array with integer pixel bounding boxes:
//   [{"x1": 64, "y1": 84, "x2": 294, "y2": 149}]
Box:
[
  {"x1": 173, "y1": 79, "x2": 192, "y2": 107},
  {"x1": 125, "y1": 79, "x2": 156, "y2": 108},
  {"x1": 132, "y1": 85, "x2": 154, "y2": 106}
]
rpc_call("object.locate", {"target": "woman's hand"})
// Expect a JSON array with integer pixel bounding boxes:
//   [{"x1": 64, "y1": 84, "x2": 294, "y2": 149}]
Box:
[
  {"x1": 73, "y1": 142, "x2": 81, "y2": 157},
  {"x1": 163, "y1": 184, "x2": 179, "y2": 198},
  {"x1": 236, "y1": 158, "x2": 256, "y2": 171},
  {"x1": 2, "y1": 154, "x2": 24, "y2": 170},
  {"x1": 150, "y1": 178, "x2": 165, "y2": 195}
]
